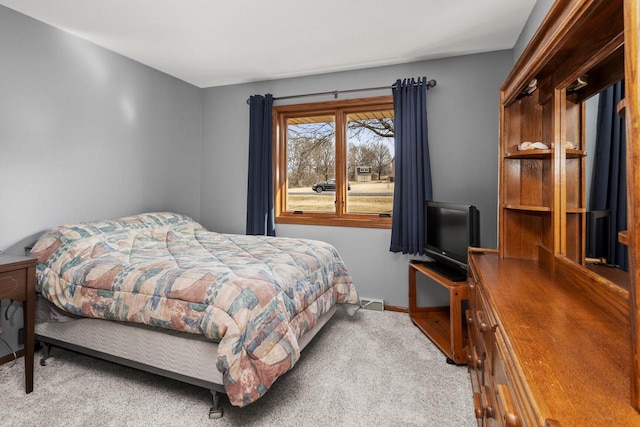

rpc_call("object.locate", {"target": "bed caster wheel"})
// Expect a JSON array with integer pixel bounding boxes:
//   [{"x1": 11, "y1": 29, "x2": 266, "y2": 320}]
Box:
[
  {"x1": 40, "y1": 356, "x2": 55, "y2": 366},
  {"x1": 209, "y1": 408, "x2": 223, "y2": 419}
]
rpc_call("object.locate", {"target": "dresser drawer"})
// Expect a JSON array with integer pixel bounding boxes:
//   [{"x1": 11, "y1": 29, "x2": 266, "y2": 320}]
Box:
[
  {"x1": 493, "y1": 348, "x2": 523, "y2": 427},
  {"x1": 492, "y1": 327, "x2": 539, "y2": 427},
  {"x1": 475, "y1": 289, "x2": 499, "y2": 374},
  {"x1": 0, "y1": 268, "x2": 26, "y2": 300}
]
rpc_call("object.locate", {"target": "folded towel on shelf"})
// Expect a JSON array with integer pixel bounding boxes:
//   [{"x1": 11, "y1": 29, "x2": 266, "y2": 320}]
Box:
[{"x1": 518, "y1": 141, "x2": 549, "y2": 150}]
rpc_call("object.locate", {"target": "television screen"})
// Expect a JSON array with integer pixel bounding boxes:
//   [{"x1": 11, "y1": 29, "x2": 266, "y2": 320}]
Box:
[
  {"x1": 586, "y1": 209, "x2": 610, "y2": 262},
  {"x1": 424, "y1": 201, "x2": 479, "y2": 270}
]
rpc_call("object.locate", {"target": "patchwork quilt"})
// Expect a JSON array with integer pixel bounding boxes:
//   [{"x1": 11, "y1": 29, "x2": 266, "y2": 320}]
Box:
[{"x1": 30, "y1": 212, "x2": 359, "y2": 406}]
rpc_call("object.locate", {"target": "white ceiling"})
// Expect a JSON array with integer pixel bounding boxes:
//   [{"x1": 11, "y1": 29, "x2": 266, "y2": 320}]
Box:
[{"x1": 0, "y1": 0, "x2": 537, "y2": 88}]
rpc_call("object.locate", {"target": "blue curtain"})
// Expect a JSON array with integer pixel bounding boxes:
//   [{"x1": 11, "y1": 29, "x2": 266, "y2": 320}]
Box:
[
  {"x1": 590, "y1": 81, "x2": 627, "y2": 269},
  {"x1": 246, "y1": 94, "x2": 275, "y2": 236},
  {"x1": 390, "y1": 78, "x2": 433, "y2": 254}
]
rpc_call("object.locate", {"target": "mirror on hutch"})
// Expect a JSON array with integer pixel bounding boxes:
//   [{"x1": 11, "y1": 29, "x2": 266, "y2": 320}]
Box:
[{"x1": 557, "y1": 40, "x2": 629, "y2": 291}]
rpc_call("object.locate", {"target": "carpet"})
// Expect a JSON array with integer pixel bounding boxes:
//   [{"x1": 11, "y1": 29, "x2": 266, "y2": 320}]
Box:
[{"x1": 0, "y1": 309, "x2": 475, "y2": 426}]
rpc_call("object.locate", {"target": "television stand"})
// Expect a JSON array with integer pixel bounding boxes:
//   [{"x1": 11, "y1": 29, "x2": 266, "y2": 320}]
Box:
[
  {"x1": 420, "y1": 260, "x2": 467, "y2": 282},
  {"x1": 408, "y1": 261, "x2": 468, "y2": 365}
]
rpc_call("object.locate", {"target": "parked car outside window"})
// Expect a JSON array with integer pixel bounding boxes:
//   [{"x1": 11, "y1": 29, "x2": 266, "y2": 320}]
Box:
[{"x1": 311, "y1": 179, "x2": 350, "y2": 193}]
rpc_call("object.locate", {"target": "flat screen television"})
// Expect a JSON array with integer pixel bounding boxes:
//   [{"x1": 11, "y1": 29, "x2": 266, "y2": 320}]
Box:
[
  {"x1": 586, "y1": 209, "x2": 610, "y2": 262},
  {"x1": 423, "y1": 201, "x2": 480, "y2": 280}
]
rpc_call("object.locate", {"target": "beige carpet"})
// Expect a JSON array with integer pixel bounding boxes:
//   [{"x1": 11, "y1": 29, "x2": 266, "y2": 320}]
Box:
[{"x1": 0, "y1": 309, "x2": 475, "y2": 426}]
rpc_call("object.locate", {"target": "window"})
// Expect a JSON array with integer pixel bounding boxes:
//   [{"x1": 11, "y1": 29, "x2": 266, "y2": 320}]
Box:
[{"x1": 274, "y1": 96, "x2": 394, "y2": 228}]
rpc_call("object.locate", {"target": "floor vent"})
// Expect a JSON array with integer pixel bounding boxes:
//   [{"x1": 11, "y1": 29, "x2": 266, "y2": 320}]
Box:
[{"x1": 360, "y1": 297, "x2": 384, "y2": 311}]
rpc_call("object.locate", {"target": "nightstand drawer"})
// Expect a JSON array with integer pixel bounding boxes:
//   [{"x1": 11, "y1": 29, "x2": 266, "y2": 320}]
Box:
[{"x1": 0, "y1": 268, "x2": 26, "y2": 300}]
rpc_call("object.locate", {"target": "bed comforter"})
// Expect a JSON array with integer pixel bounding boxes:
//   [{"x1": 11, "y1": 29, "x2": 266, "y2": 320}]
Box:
[{"x1": 30, "y1": 212, "x2": 359, "y2": 406}]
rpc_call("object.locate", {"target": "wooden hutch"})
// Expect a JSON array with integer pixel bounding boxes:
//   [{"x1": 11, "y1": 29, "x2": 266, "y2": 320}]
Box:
[{"x1": 466, "y1": 0, "x2": 640, "y2": 425}]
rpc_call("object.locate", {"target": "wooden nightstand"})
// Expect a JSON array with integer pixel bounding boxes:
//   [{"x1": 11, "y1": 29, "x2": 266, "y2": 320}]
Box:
[{"x1": 0, "y1": 254, "x2": 37, "y2": 393}]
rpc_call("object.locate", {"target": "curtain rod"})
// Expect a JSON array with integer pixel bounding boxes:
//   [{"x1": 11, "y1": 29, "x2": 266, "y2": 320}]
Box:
[{"x1": 245, "y1": 79, "x2": 436, "y2": 104}]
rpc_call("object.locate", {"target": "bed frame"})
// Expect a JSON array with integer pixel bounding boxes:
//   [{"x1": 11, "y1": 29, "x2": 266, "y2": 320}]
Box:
[{"x1": 35, "y1": 304, "x2": 338, "y2": 418}]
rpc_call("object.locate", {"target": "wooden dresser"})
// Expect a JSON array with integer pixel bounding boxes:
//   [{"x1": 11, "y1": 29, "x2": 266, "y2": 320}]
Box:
[
  {"x1": 467, "y1": 0, "x2": 640, "y2": 425},
  {"x1": 467, "y1": 251, "x2": 639, "y2": 425}
]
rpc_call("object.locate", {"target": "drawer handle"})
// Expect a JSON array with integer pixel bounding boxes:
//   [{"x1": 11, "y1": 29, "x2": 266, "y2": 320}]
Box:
[
  {"x1": 481, "y1": 386, "x2": 496, "y2": 418},
  {"x1": 466, "y1": 347, "x2": 484, "y2": 371},
  {"x1": 479, "y1": 321, "x2": 492, "y2": 333},
  {"x1": 476, "y1": 310, "x2": 496, "y2": 333},
  {"x1": 472, "y1": 392, "x2": 483, "y2": 419},
  {"x1": 473, "y1": 347, "x2": 484, "y2": 370},
  {"x1": 466, "y1": 309, "x2": 474, "y2": 325},
  {"x1": 476, "y1": 310, "x2": 489, "y2": 332},
  {"x1": 497, "y1": 384, "x2": 521, "y2": 427},
  {"x1": 468, "y1": 281, "x2": 476, "y2": 291}
]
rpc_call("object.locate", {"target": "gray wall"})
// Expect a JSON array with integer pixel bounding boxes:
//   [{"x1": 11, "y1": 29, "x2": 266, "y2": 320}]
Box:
[
  {"x1": 513, "y1": 0, "x2": 555, "y2": 63},
  {"x1": 0, "y1": 6, "x2": 202, "y2": 355},
  {"x1": 201, "y1": 51, "x2": 512, "y2": 307},
  {"x1": 0, "y1": 6, "x2": 202, "y2": 254}
]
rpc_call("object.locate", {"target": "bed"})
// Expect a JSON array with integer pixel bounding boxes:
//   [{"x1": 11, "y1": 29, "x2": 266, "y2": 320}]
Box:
[{"x1": 29, "y1": 212, "x2": 359, "y2": 417}]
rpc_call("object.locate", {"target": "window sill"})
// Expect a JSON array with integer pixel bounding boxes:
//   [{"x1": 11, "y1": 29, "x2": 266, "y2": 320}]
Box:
[{"x1": 275, "y1": 215, "x2": 391, "y2": 229}]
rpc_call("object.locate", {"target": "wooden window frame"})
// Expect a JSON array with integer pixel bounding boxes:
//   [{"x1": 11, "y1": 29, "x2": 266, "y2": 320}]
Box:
[{"x1": 273, "y1": 96, "x2": 393, "y2": 229}]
